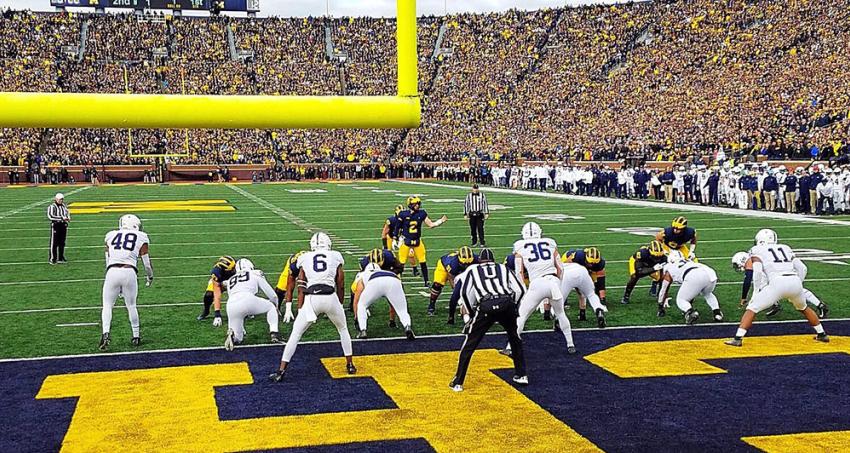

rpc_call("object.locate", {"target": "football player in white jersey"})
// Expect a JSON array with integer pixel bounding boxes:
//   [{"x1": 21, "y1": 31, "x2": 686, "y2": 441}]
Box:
[
  {"x1": 501, "y1": 222, "x2": 574, "y2": 355},
  {"x1": 100, "y1": 214, "x2": 153, "y2": 351},
  {"x1": 353, "y1": 263, "x2": 415, "y2": 340},
  {"x1": 732, "y1": 250, "x2": 829, "y2": 318},
  {"x1": 223, "y1": 258, "x2": 281, "y2": 350},
  {"x1": 656, "y1": 251, "x2": 723, "y2": 324},
  {"x1": 270, "y1": 232, "x2": 355, "y2": 381},
  {"x1": 726, "y1": 229, "x2": 829, "y2": 346},
  {"x1": 559, "y1": 262, "x2": 608, "y2": 328}
]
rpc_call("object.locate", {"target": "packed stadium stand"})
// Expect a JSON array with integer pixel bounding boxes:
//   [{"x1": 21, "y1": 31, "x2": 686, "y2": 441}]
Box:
[{"x1": 0, "y1": 1, "x2": 848, "y2": 173}]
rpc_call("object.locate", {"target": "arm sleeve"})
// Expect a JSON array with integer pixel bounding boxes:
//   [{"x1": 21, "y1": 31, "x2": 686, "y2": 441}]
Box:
[
  {"x1": 741, "y1": 270, "x2": 753, "y2": 300},
  {"x1": 141, "y1": 254, "x2": 154, "y2": 279},
  {"x1": 792, "y1": 259, "x2": 808, "y2": 280},
  {"x1": 460, "y1": 272, "x2": 474, "y2": 313},
  {"x1": 508, "y1": 270, "x2": 527, "y2": 303},
  {"x1": 258, "y1": 275, "x2": 279, "y2": 305},
  {"x1": 658, "y1": 279, "x2": 671, "y2": 305}
]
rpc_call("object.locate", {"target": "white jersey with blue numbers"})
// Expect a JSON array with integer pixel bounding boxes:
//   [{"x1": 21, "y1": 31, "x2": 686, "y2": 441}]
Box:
[
  {"x1": 297, "y1": 250, "x2": 345, "y2": 287},
  {"x1": 749, "y1": 244, "x2": 797, "y2": 278},
  {"x1": 104, "y1": 229, "x2": 150, "y2": 267},
  {"x1": 226, "y1": 269, "x2": 277, "y2": 301},
  {"x1": 663, "y1": 261, "x2": 717, "y2": 285},
  {"x1": 513, "y1": 238, "x2": 558, "y2": 281}
]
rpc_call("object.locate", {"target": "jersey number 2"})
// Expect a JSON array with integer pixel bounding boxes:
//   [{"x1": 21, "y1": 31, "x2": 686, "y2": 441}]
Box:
[{"x1": 111, "y1": 233, "x2": 137, "y2": 251}]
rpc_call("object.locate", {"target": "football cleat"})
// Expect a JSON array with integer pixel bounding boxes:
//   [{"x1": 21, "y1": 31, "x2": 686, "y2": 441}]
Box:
[
  {"x1": 270, "y1": 332, "x2": 282, "y2": 344},
  {"x1": 423, "y1": 281, "x2": 431, "y2": 289},
  {"x1": 224, "y1": 329, "x2": 235, "y2": 351},
  {"x1": 712, "y1": 309, "x2": 724, "y2": 322},
  {"x1": 512, "y1": 375, "x2": 529, "y2": 386},
  {"x1": 815, "y1": 332, "x2": 830, "y2": 343},
  {"x1": 405, "y1": 326, "x2": 416, "y2": 340},
  {"x1": 98, "y1": 333, "x2": 110, "y2": 351},
  {"x1": 131, "y1": 337, "x2": 141, "y2": 347},
  {"x1": 725, "y1": 337, "x2": 743, "y2": 347},
  {"x1": 684, "y1": 309, "x2": 700, "y2": 325},
  {"x1": 578, "y1": 309, "x2": 587, "y2": 321},
  {"x1": 657, "y1": 305, "x2": 666, "y2": 317},
  {"x1": 649, "y1": 284, "x2": 658, "y2": 297},
  {"x1": 765, "y1": 303, "x2": 782, "y2": 317},
  {"x1": 412, "y1": 266, "x2": 420, "y2": 277},
  {"x1": 567, "y1": 345, "x2": 577, "y2": 354},
  {"x1": 388, "y1": 319, "x2": 397, "y2": 328},
  {"x1": 446, "y1": 317, "x2": 455, "y2": 325},
  {"x1": 620, "y1": 296, "x2": 629, "y2": 305},
  {"x1": 346, "y1": 362, "x2": 357, "y2": 375},
  {"x1": 427, "y1": 308, "x2": 435, "y2": 317},
  {"x1": 269, "y1": 369, "x2": 286, "y2": 382},
  {"x1": 498, "y1": 348, "x2": 513, "y2": 358},
  {"x1": 196, "y1": 311, "x2": 209, "y2": 321},
  {"x1": 817, "y1": 303, "x2": 830, "y2": 319},
  {"x1": 449, "y1": 377, "x2": 463, "y2": 392},
  {"x1": 596, "y1": 309, "x2": 607, "y2": 328},
  {"x1": 600, "y1": 297, "x2": 607, "y2": 306},
  {"x1": 356, "y1": 330, "x2": 368, "y2": 339},
  {"x1": 542, "y1": 310, "x2": 552, "y2": 321},
  {"x1": 553, "y1": 319, "x2": 560, "y2": 332}
]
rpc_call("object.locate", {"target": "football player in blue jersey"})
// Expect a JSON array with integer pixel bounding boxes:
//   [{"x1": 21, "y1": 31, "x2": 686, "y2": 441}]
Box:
[
  {"x1": 561, "y1": 247, "x2": 607, "y2": 321},
  {"x1": 198, "y1": 255, "x2": 236, "y2": 324},
  {"x1": 430, "y1": 246, "x2": 478, "y2": 321},
  {"x1": 397, "y1": 196, "x2": 448, "y2": 287},
  {"x1": 655, "y1": 216, "x2": 699, "y2": 261}
]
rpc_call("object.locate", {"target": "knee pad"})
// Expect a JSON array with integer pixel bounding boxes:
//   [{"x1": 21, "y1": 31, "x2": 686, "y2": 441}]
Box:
[{"x1": 430, "y1": 282, "x2": 444, "y2": 296}]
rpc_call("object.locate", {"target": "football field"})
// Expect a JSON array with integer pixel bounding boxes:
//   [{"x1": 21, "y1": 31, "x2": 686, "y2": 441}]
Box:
[{"x1": 1, "y1": 180, "x2": 849, "y2": 360}]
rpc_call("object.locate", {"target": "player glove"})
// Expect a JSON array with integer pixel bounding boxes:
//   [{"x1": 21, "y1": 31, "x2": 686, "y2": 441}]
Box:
[
  {"x1": 283, "y1": 302, "x2": 294, "y2": 323},
  {"x1": 213, "y1": 311, "x2": 222, "y2": 327},
  {"x1": 145, "y1": 275, "x2": 153, "y2": 287},
  {"x1": 653, "y1": 263, "x2": 664, "y2": 271}
]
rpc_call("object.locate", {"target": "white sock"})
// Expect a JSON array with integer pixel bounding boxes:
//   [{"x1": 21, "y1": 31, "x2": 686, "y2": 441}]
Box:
[
  {"x1": 814, "y1": 324, "x2": 825, "y2": 334},
  {"x1": 736, "y1": 328, "x2": 747, "y2": 338}
]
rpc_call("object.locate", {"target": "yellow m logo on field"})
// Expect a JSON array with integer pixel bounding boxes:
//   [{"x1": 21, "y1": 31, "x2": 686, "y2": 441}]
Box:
[{"x1": 68, "y1": 200, "x2": 235, "y2": 214}]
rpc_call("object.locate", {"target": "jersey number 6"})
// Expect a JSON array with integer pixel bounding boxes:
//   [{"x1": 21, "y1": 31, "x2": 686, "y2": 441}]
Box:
[{"x1": 313, "y1": 254, "x2": 328, "y2": 272}]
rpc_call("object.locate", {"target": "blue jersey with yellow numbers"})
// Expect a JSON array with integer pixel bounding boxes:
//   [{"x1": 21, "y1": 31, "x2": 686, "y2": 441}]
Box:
[
  {"x1": 359, "y1": 249, "x2": 399, "y2": 272},
  {"x1": 210, "y1": 266, "x2": 234, "y2": 285},
  {"x1": 398, "y1": 209, "x2": 428, "y2": 246},
  {"x1": 439, "y1": 253, "x2": 479, "y2": 277},
  {"x1": 661, "y1": 227, "x2": 696, "y2": 249},
  {"x1": 563, "y1": 249, "x2": 606, "y2": 273},
  {"x1": 634, "y1": 247, "x2": 666, "y2": 266},
  {"x1": 386, "y1": 215, "x2": 402, "y2": 239}
]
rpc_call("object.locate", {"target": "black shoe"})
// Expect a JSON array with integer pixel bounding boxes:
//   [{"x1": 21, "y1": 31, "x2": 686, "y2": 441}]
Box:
[
  {"x1": 649, "y1": 284, "x2": 658, "y2": 297},
  {"x1": 712, "y1": 309, "x2": 724, "y2": 322},
  {"x1": 270, "y1": 332, "x2": 282, "y2": 343},
  {"x1": 346, "y1": 362, "x2": 357, "y2": 375},
  {"x1": 423, "y1": 281, "x2": 431, "y2": 289},
  {"x1": 578, "y1": 309, "x2": 587, "y2": 321},
  {"x1": 657, "y1": 305, "x2": 666, "y2": 317},
  {"x1": 471, "y1": 241, "x2": 478, "y2": 247},
  {"x1": 405, "y1": 326, "x2": 416, "y2": 340},
  {"x1": 412, "y1": 267, "x2": 420, "y2": 277},
  {"x1": 512, "y1": 375, "x2": 529, "y2": 386},
  {"x1": 725, "y1": 337, "x2": 743, "y2": 347},
  {"x1": 427, "y1": 308, "x2": 435, "y2": 317},
  {"x1": 449, "y1": 377, "x2": 463, "y2": 392},
  {"x1": 543, "y1": 310, "x2": 552, "y2": 321},
  {"x1": 196, "y1": 310, "x2": 210, "y2": 321},
  {"x1": 480, "y1": 242, "x2": 486, "y2": 247},
  {"x1": 817, "y1": 303, "x2": 829, "y2": 319},
  {"x1": 131, "y1": 337, "x2": 141, "y2": 347},
  {"x1": 98, "y1": 333, "x2": 110, "y2": 351},
  {"x1": 498, "y1": 348, "x2": 513, "y2": 357},
  {"x1": 49, "y1": 261, "x2": 56, "y2": 265},
  {"x1": 596, "y1": 308, "x2": 607, "y2": 328},
  {"x1": 684, "y1": 308, "x2": 700, "y2": 325},
  {"x1": 620, "y1": 296, "x2": 629, "y2": 305},
  {"x1": 815, "y1": 332, "x2": 830, "y2": 343},
  {"x1": 567, "y1": 345, "x2": 577, "y2": 354},
  {"x1": 356, "y1": 330, "x2": 368, "y2": 339},
  {"x1": 388, "y1": 319, "x2": 397, "y2": 329},
  {"x1": 446, "y1": 317, "x2": 455, "y2": 325},
  {"x1": 765, "y1": 303, "x2": 782, "y2": 317},
  {"x1": 58, "y1": 259, "x2": 67, "y2": 264},
  {"x1": 269, "y1": 369, "x2": 286, "y2": 382}
]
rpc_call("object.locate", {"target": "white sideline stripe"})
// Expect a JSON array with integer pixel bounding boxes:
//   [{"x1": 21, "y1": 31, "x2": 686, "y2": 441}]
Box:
[
  {"x1": 226, "y1": 184, "x2": 367, "y2": 257},
  {"x1": 5, "y1": 234, "x2": 850, "y2": 253},
  {"x1": 394, "y1": 180, "x2": 850, "y2": 226},
  {"x1": 56, "y1": 322, "x2": 99, "y2": 327},
  {"x1": 1, "y1": 318, "x2": 846, "y2": 363},
  {"x1": 0, "y1": 186, "x2": 91, "y2": 221}
]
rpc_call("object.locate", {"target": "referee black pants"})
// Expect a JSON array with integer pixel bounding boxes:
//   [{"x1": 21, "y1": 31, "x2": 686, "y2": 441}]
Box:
[
  {"x1": 454, "y1": 306, "x2": 526, "y2": 385},
  {"x1": 468, "y1": 213, "x2": 485, "y2": 245},
  {"x1": 50, "y1": 221, "x2": 68, "y2": 263}
]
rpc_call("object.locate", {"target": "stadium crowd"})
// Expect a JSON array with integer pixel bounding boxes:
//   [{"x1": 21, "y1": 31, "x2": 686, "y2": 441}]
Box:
[{"x1": 0, "y1": 1, "x2": 848, "y2": 175}]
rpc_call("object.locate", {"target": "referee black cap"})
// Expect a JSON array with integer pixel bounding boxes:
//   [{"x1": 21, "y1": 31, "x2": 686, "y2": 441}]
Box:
[
  {"x1": 479, "y1": 248, "x2": 494, "y2": 262},
  {"x1": 472, "y1": 183, "x2": 479, "y2": 189}
]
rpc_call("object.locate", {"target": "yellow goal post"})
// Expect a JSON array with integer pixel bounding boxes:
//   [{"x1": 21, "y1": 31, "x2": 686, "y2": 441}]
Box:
[{"x1": 0, "y1": 0, "x2": 419, "y2": 130}]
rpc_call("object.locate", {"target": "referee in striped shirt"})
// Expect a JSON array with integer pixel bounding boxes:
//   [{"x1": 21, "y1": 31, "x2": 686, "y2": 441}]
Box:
[
  {"x1": 464, "y1": 184, "x2": 489, "y2": 246},
  {"x1": 47, "y1": 193, "x2": 70, "y2": 264},
  {"x1": 450, "y1": 248, "x2": 527, "y2": 392}
]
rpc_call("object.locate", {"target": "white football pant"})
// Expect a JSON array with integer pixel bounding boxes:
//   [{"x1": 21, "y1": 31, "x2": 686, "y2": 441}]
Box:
[
  {"x1": 102, "y1": 267, "x2": 140, "y2": 336},
  {"x1": 357, "y1": 276, "x2": 411, "y2": 331},
  {"x1": 282, "y1": 294, "x2": 352, "y2": 362},
  {"x1": 561, "y1": 264, "x2": 607, "y2": 313},
  {"x1": 517, "y1": 275, "x2": 573, "y2": 348},
  {"x1": 747, "y1": 275, "x2": 806, "y2": 313},
  {"x1": 675, "y1": 269, "x2": 720, "y2": 313},
  {"x1": 227, "y1": 293, "x2": 279, "y2": 342}
]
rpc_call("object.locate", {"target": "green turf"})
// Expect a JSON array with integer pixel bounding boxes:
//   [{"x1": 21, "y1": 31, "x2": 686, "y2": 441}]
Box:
[{"x1": 1, "y1": 180, "x2": 848, "y2": 359}]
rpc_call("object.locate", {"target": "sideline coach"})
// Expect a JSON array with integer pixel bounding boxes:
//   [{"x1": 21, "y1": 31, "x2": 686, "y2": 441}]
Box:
[
  {"x1": 47, "y1": 193, "x2": 70, "y2": 264},
  {"x1": 450, "y1": 248, "x2": 527, "y2": 392},
  {"x1": 464, "y1": 184, "x2": 489, "y2": 246}
]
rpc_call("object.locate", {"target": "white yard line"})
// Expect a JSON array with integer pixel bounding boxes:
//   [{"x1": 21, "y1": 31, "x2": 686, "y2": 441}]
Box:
[
  {"x1": 56, "y1": 322, "x2": 99, "y2": 327},
  {"x1": 1, "y1": 318, "x2": 847, "y2": 363},
  {"x1": 395, "y1": 180, "x2": 850, "y2": 227},
  {"x1": 0, "y1": 186, "x2": 91, "y2": 221}
]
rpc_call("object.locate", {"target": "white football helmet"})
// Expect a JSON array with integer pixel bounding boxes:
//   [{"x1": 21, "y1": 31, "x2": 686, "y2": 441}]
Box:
[
  {"x1": 755, "y1": 229, "x2": 777, "y2": 246},
  {"x1": 119, "y1": 214, "x2": 141, "y2": 230},
  {"x1": 310, "y1": 231, "x2": 332, "y2": 251},
  {"x1": 666, "y1": 250, "x2": 685, "y2": 265},
  {"x1": 235, "y1": 258, "x2": 254, "y2": 273},
  {"x1": 731, "y1": 252, "x2": 749, "y2": 272},
  {"x1": 364, "y1": 262, "x2": 380, "y2": 273},
  {"x1": 521, "y1": 222, "x2": 542, "y2": 240}
]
